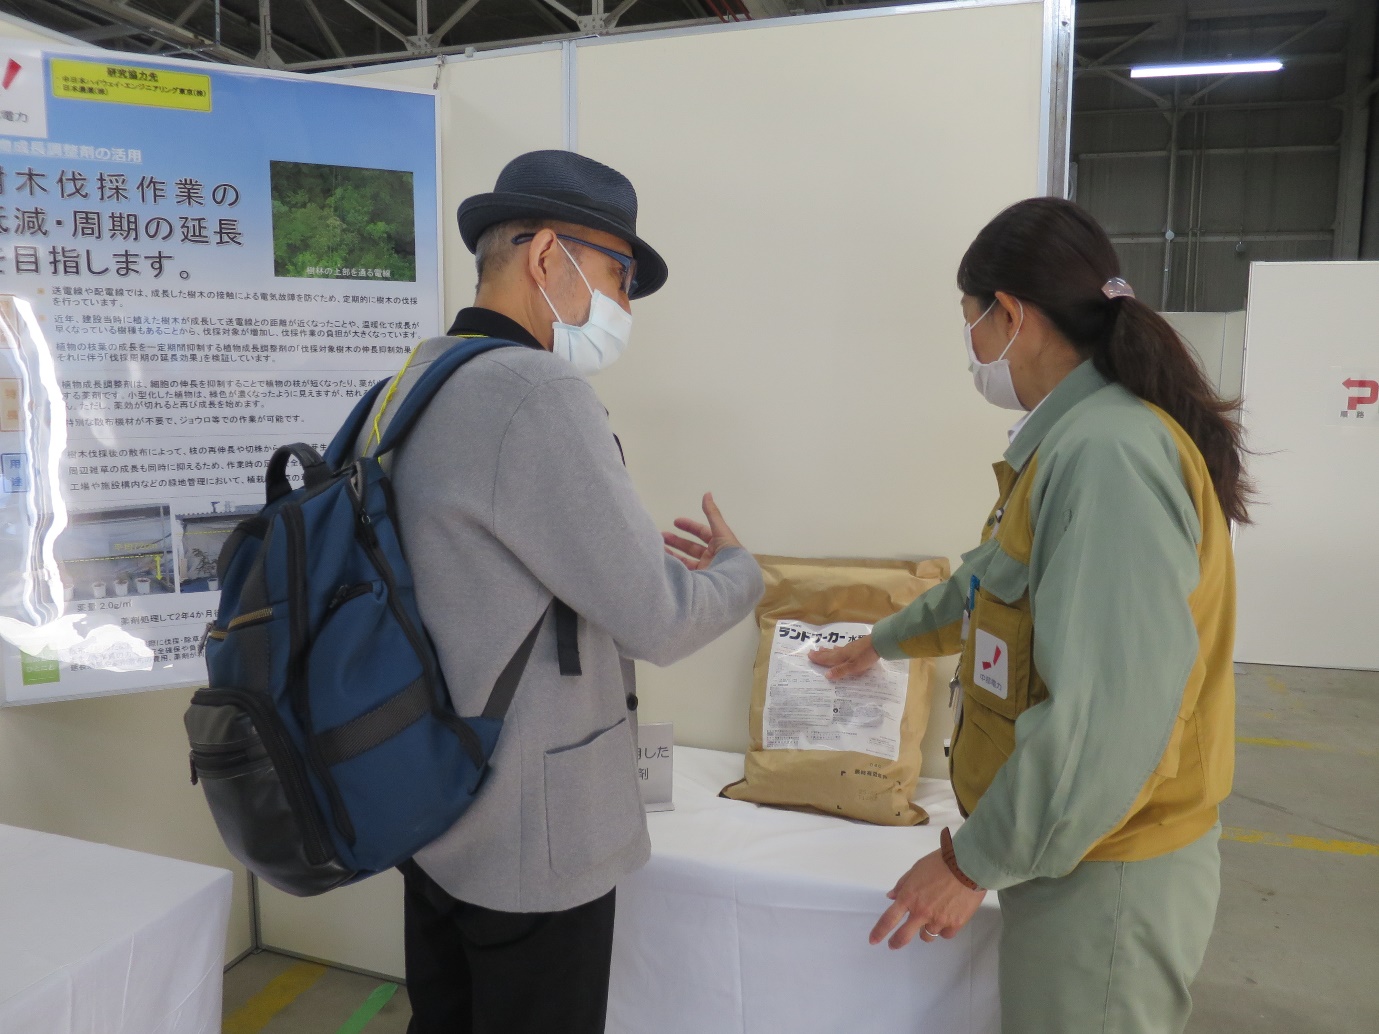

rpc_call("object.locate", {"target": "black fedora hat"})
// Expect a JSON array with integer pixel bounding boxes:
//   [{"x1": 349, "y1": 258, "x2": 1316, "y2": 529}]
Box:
[{"x1": 458, "y1": 150, "x2": 667, "y2": 300}]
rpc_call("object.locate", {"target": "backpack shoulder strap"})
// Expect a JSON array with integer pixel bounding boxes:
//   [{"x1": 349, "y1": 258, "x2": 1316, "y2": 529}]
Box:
[
  {"x1": 374, "y1": 336, "x2": 522, "y2": 458},
  {"x1": 324, "y1": 378, "x2": 389, "y2": 472}
]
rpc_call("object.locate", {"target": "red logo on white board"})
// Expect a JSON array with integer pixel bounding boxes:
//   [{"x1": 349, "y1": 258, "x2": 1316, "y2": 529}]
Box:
[
  {"x1": 2, "y1": 60, "x2": 20, "y2": 90},
  {"x1": 1341, "y1": 378, "x2": 1379, "y2": 419},
  {"x1": 982, "y1": 646, "x2": 1002, "y2": 671}
]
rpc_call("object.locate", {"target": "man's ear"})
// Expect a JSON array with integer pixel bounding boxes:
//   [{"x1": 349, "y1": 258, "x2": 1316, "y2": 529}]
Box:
[{"x1": 526, "y1": 227, "x2": 560, "y2": 289}]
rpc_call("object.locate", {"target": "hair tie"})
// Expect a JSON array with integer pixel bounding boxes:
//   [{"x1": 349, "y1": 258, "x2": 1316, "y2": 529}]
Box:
[{"x1": 1102, "y1": 277, "x2": 1135, "y2": 300}]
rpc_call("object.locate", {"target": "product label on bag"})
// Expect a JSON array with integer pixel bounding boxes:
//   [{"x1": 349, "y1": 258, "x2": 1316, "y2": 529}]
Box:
[{"x1": 762, "y1": 619, "x2": 909, "y2": 761}]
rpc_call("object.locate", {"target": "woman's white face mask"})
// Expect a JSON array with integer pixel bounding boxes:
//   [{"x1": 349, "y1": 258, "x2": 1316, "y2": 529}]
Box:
[
  {"x1": 963, "y1": 298, "x2": 1026, "y2": 412},
  {"x1": 538, "y1": 241, "x2": 633, "y2": 377}
]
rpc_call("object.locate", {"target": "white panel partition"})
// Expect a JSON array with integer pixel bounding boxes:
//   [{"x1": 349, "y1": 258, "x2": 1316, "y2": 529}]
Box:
[
  {"x1": 577, "y1": 2, "x2": 1050, "y2": 773},
  {"x1": 1163, "y1": 311, "x2": 1247, "y2": 400},
  {"x1": 1234, "y1": 261, "x2": 1379, "y2": 669}
]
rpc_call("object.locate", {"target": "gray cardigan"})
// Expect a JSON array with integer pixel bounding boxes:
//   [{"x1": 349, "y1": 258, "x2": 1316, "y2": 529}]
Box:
[{"x1": 359, "y1": 336, "x2": 763, "y2": 913}]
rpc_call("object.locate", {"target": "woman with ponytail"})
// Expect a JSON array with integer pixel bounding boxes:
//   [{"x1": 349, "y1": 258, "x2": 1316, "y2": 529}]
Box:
[{"x1": 813, "y1": 197, "x2": 1245, "y2": 1033}]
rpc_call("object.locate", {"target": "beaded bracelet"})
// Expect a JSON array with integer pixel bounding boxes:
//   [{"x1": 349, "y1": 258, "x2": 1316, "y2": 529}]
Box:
[{"x1": 941, "y1": 827, "x2": 983, "y2": 891}]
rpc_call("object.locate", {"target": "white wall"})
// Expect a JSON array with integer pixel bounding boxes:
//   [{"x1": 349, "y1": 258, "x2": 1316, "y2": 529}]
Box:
[
  {"x1": 0, "y1": 15, "x2": 253, "y2": 965},
  {"x1": 577, "y1": 3, "x2": 1047, "y2": 775},
  {"x1": 1162, "y1": 310, "x2": 1246, "y2": 400},
  {"x1": 1234, "y1": 261, "x2": 1379, "y2": 669}
]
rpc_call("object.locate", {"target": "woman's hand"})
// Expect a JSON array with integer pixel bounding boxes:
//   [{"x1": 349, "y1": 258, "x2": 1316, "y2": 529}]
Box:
[
  {"x1": 810, "y1": 635, "x2": 881, "y2": 680},
  {"x1": 663, "y1": 493, "x2": 743, "y2": 571},
  {"x1": 871, "y1": 849, "x2": 987, "y2": 949}
]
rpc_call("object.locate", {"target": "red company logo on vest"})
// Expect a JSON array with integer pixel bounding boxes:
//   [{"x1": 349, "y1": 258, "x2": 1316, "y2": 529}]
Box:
[
  {"x1": 2, "y1": 59, "x2": 22, "y2": 91},
  {"x1": 973, "y1": 629, "x2": 1010, "y2": 701},
  {"x1": 1341, "y1": 377, "x2": 1378, "y2": 420}
]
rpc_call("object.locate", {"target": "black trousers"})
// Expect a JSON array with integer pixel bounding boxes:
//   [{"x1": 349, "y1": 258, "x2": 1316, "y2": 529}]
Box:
[{"x1": 400, "y1": 859, "x2": 617, "y2": 1034}]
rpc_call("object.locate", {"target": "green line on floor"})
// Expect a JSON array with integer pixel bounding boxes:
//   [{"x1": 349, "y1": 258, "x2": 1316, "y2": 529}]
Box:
[
  {"x1": 224, "y1": 961, "x2": 329, "y2": 1034},
  {"x1": 1223, "y1": 826, "x2": 1379, "y2": 857},
  {"x1": 335, "y1": 982, "x2": 401, "y2": 1034}
]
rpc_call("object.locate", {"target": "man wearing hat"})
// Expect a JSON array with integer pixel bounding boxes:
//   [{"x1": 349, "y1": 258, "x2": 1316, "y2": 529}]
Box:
[{"x1": 365, "y1": 151, "x2": 764, "y2": 1033}]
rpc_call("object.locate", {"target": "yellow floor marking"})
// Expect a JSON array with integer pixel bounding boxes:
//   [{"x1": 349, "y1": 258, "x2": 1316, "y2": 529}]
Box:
[
  {"x1": 1222, "y1": 827, "x2": 1379, "y2": 858},
  {"x1": 1265, "y1": 674, "x2": 1289, "y2": 694},
  {"x1": 224, "y1": 961, "x2": 329, "y2": 1034},
  {"x1": 1238, "y1": 736, "x2": 1328, "y2": 751}
]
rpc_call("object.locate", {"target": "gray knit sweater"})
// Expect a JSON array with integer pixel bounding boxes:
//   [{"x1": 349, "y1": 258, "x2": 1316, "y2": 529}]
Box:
[{"x1": 360, "y1": 336, "x2": 763, "y2": 912}]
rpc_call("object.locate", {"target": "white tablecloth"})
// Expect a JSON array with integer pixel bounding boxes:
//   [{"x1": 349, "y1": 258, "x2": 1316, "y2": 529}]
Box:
[
  {"x1": 0, "y1": 825, "x2": 234, "y2": 1034},
  {"x1": 608, "y1": 748, "x2": 1001, "y2": 1034}
]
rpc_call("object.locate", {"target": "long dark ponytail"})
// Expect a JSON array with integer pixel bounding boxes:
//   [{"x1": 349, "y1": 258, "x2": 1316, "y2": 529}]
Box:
[{"x1": 957, "y1": 197, "x2": 1252, "y2": 525}]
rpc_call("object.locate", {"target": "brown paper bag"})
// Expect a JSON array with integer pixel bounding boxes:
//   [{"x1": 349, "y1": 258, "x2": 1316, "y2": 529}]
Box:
[{"x1": 723, "y1": 555, "x2": 949, "y2": 825}]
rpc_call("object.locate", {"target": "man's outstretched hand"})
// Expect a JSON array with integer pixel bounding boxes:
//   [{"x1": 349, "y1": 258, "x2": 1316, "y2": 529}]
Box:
[{"x1": 663, "y1": 493, "x2": 742, "y2": 571}]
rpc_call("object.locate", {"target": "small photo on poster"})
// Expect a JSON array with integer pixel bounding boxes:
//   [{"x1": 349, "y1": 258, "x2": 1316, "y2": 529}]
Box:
[
  {"x1": 56, "y1": 504, "x2": 176, "y2": 603},
  {"x1": 270, "y1": 160, "x2": 417, "y2": 282},
  {"x1": 176, "y1": 503, "x2": 259, "y2": 593}
]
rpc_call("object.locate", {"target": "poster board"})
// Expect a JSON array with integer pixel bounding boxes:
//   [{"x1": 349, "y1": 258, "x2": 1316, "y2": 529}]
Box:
[
  {"x1": 0, "y1": 45, "x2": 442, "y2": 705},
  {"x1": 1234, "y1": 261, "x2": 1379, "y2": 669}
]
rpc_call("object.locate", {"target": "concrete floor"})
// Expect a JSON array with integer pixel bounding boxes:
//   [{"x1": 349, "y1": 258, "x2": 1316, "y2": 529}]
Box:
[
  {"x1": 223, "y1": 951, "x2": 409, "y2": 1034},
  {"x1": 223, "y1": 662, "x2": 1378, "y2": 1033},
  {"x1": 1187, "y1": 663, "x2": 1379, "y2": 1033}
]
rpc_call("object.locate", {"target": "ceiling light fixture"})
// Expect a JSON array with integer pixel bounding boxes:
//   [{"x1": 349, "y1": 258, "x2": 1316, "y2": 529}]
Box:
[{"x1": 1130, "y1": 59, "x2": 1284, "y2": 79}]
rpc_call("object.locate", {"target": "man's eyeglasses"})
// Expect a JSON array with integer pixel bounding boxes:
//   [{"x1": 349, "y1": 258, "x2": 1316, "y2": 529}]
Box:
[{"x1": 512, "y1": 232, "x2": 639, "y2": 297}]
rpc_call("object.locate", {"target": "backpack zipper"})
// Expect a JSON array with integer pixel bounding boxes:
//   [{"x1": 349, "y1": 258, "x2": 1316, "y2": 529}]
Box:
[
  {"x1": 325, "y1": 582, "x2": 376, "y2": 617},
  {"x1": 188, "y1": 741, "x2": 261, "y2": 784},
  {"x1": 282, "y1": 502, "x2": 358, "y2": 848},
  {"x1": 201, "y1": 606, "x2": 276, "y2": 651}
]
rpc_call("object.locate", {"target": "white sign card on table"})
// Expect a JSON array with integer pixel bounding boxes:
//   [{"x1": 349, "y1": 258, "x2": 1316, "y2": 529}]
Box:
[
  {"x1": 637, "y1": 721, "x2": 673, "y2": 812},
  {"x1": 0, "y1": 45, "x2": 441, "y2": 704}
]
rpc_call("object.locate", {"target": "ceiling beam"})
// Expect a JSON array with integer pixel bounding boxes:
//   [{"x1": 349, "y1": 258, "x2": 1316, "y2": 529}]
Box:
[
  {"x1": 57, "y1": 0, "x2": 258, "y2": 64},
  {"x1": 1078, "y1": 0, "x2": 1347, "y2": 30},
  {"x1": 535, "y1": 0, "x2": 581, "y2": 25},
  {"x1": 71, "y1": 22, "x2": 147, "y2": 41},
  {"x1": 1184, "y1": 15, "x2": 1336, "y2": 106},
  {"x1": 429, "y1": 0, "x2": 485, "y2": 45},
  {"x1": 302, "y1": 0, "x2": 346, "y2": 57},
  {"x1": 607, "y1": 0, "x2": 646, "y2": 28},
  {"x1": 173, "y1": 0, "x2": 206, "y2": 28},
  {"x1": 339, "y1": 0, "x2": 416, "y2": 48}
]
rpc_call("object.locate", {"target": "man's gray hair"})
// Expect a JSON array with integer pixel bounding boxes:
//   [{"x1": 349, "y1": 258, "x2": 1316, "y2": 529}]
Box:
[{"x1": 474, "y1": 218, "x2": 551, "y2": 288}]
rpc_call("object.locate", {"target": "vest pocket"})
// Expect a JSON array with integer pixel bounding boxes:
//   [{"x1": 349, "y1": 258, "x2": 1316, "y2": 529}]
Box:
[{"x1": 961, "y1": 591, "x2": 1032, "y2": 721}]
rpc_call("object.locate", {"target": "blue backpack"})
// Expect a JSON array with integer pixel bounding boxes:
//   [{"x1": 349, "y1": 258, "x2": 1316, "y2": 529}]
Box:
[{"x1": 185, "y1": 336, "x2": 570, "y2": 896}]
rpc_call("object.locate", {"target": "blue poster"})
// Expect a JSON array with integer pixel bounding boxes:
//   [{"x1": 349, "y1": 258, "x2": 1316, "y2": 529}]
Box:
[{"x1": 0, "y1": 44, "x2": 440, "y2": 703}]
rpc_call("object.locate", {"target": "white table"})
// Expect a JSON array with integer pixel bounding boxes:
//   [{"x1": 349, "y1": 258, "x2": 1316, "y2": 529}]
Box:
[
  {"x1": 609, "y1": 748, "x2": 1001, "y2": 1034},
  {"x1": 0, "y1": 825, "x2": 234, "y2": 1034}
]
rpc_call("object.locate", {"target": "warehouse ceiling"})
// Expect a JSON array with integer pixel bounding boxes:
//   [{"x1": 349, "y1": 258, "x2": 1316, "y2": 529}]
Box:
[
  {"x1": 1073, "y1": 0, "x2": 1378, "y2": 309},
  {"x1": 0, "y1": 0, "x2": 915, "y2": 70}
]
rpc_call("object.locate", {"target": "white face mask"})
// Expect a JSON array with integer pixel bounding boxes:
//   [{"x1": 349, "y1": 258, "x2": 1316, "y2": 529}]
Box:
[
  {"x1": 963, "y1": 298, "x2": 1026, "y2": 411},
  {"x1": 538, "y1": 241, "x2": 633, "y2": 376}
]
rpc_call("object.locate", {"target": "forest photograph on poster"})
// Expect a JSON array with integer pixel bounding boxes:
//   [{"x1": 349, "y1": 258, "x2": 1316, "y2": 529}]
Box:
[{"x1": 270, "y1": 160, "x2": 417, "y2": 282}]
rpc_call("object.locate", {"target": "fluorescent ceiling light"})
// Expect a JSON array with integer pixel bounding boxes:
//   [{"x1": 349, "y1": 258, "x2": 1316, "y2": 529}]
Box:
[{"x1": 1130, "y1": 59, "x2": 1284, "y2": 78}]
